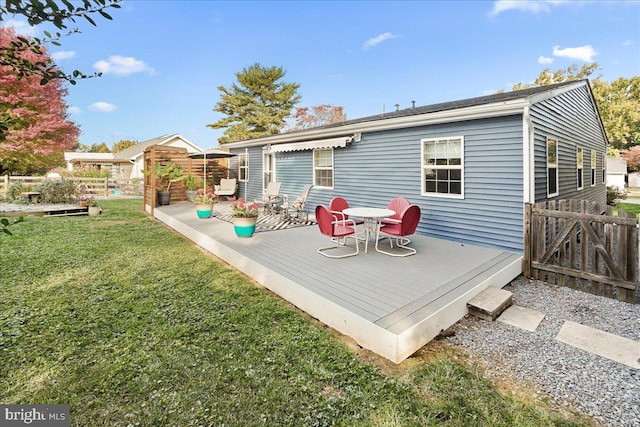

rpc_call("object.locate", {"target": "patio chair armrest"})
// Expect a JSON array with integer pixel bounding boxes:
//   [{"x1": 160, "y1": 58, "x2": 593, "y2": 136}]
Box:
[
  {"x1": 330, "y1": 210, "x2": 346, "y2": 221},
  {"x1": 331, "y1": 218, "x2": 357, "y2": 228}
]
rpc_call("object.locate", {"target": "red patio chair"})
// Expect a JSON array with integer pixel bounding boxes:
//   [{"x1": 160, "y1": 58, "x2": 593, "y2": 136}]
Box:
[
  {"x1": 329, "y1": 197, "x2": 364, "y2": 225},
  {"x1": 315, "y1": 205, "x2": 360, "y2": 258},
  {"x1": 375, "y1": 204, "x2": 421, "y2": 257},
  {"x1": 381, "y1": 197, "x2": 411, "y2": 225}
]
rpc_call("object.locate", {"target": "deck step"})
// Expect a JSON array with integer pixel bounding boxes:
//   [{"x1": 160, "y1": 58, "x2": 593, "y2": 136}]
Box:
[{"x1": 467, "y1": 287, "x2": 513, "y2": 321}]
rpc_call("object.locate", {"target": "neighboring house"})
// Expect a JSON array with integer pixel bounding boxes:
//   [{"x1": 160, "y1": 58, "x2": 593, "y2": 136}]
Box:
[
  {"x1": 606, "y1": 157, "x2": 627, "y2": 191},
  {"x1": 64, "y1": 134, "x2": 204, "y2": 180},
  {"x1": 224, "y1": 80, "x2": 607, "y2": 253}
]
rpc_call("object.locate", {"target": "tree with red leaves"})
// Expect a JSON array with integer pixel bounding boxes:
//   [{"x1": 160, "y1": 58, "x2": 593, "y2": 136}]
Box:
[
  {"x1": 0, "y1": 27, "x2": 79, "y2": 175},
  {"x1": 284, "y1": 104, "x2": 347, "y2": 131},
  {"x1": 624, "y1": 146, "x2": 640, "y2": 172}
]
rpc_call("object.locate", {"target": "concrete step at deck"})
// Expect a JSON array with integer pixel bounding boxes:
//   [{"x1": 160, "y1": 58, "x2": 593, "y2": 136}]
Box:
[{"x1": 467, "y1": 287, "x2": 513, "y2": 321}]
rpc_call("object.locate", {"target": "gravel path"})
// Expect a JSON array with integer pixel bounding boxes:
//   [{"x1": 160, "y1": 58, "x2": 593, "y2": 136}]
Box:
[{"x1": 447, "y1": 277, "x2": 639, "y2": 427}]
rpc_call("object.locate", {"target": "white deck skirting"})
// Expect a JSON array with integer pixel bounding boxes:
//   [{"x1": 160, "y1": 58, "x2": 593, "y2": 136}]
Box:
[{"x1": 149, "y1": 203, "x2": 522, "y2": 363}]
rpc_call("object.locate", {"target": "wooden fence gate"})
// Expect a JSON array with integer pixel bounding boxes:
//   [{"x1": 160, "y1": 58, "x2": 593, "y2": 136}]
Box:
[{"x1": 524, "y1": 200, "x2": 639, "y2": 303}]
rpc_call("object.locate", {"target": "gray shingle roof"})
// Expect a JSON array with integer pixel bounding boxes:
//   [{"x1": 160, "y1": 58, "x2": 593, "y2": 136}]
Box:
[{"x1": 310, "y1": 80, "x2": 581, "y2": 131}]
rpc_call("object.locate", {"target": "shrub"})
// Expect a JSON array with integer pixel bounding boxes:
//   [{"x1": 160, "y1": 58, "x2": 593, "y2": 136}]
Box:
[
  {"x1": 606, "y1": 186, "x2": 627, "y2": 206},
  {"x1": 36, "y1": 179, "x2": 81, "y2": 204},
  {"x1": 6, "y1": 181, "x2": 31, "y2": 203},
  {"x1": 47, "y1": 166, "x2": 110, "y2": 178}
]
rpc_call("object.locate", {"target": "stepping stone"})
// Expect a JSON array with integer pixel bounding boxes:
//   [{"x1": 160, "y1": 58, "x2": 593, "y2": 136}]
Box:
[
  {"x1": 467, "y1": 287, "x2": 512, "y2": 321},
  {"x1": 497, "y1": 305, "x2": 545, "y2": 332},
  {"x1": 556, "y1": 321, "x2": 640, "y2": 369}
]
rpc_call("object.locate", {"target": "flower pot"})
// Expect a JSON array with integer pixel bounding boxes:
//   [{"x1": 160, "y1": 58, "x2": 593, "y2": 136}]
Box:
[
  {"x1": 196, "y1": 204, "x2": 214, "y2": 219},
  {"x1": 233, "y1": 217, "x2": 257, "y2": 237},
  {"x1": 157, "y1": 191, "x2": 171, "y2": 206},
  {"x1": 88, "y1": 206, "x2": 101, "y2": 216},
  {"x1": 186, "y1": 190, "x2": 199, "y2": 203}
]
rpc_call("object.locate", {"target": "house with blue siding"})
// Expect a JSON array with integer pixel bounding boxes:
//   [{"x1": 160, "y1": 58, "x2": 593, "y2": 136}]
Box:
[{"x1": 223, "y1": 80, "x2": 607, "y2": 253}]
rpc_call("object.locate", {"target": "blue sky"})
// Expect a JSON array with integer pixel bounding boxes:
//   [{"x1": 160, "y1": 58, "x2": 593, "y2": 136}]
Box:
[{"x1": 3, "y1": 0, "x2": 640, "y2": 150}]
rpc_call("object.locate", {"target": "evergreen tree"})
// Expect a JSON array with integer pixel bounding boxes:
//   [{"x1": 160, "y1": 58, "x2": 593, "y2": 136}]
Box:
[{"x1": 208, "y1": 63, "x2": 301, "y2": 143}]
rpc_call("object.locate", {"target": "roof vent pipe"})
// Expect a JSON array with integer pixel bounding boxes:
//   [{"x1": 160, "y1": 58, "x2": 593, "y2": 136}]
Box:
[
  {"x1": 395, "y1": 104, "x2": 400, "y2": 111},
  {"x1": 411, "y1": 100, "x2": 416, "y2": 109}
]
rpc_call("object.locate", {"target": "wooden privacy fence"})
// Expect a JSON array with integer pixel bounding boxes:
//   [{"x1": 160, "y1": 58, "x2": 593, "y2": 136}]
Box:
[
  {"x1": 143, "y1": 145, "x2": 229, "y2": 215},
  {"x1": 524, "y1": 200, "x2": 639, "y2": 303}
]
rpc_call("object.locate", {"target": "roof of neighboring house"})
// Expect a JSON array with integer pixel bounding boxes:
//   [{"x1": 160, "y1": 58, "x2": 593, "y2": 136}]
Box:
[
  {"x1": 64, "y1": 134, "x2": 204, "y2": 163},
  {"x1": 224, "y1": 80, "x2": 602, "y2": 148},
  {"x1": 607, "y1": 157, "x2": 628, "y2": 174},
  {"x1": 64, "y1": 152, "x2": 116, "y2": 162},
  {"x1": 114, "y1": 134, "x2": 203, "y2": 160}
]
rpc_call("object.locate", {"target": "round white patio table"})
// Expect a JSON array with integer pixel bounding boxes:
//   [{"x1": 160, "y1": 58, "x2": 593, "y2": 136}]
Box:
[{"x1": 342, "y1": 207, "x2": 395, "y2": 253}]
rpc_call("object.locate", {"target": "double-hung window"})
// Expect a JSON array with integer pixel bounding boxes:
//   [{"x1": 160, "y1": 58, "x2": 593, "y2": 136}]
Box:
[
  {"x1": 547, "y1": 138, "x2": 559, "y2": 197},
  {"x1": 422, "y1": 136, "x2": 463, "y2": 197},
  {"x1": 576, "y1": 147, "x2": 584, "y2": 190},
  {"x1": 313, "y1": 148, "x2": 333, "y2": 188},
  {"x1": 590, "y1": 150, "x2": 596, "y2": 186},
  {"x1": 238, "y1": 153, "x2": 248, "y2": 182}
]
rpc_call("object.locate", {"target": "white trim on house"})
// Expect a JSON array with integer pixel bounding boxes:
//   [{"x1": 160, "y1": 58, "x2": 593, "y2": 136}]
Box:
[
  {"x1": 269, "y1": 136, "x2": 352, "y2": 153},
  {"x1": 224, "y1": 99, "x2": 530, "y2": 149},
  {"x1": 577, "y1": 146, "x2": 584, "y2": 190},
  {"x1": 238, "y1": 152, "x2": 249, "y2": 182},
  {"x1": 547, "y1": 137, "x2": 559, "y2": 198},
  {"x1": 590, "y1": 149, "x2": 597, "y2": 187},
  {"x1": 313, "y1": 148, "x2": 334, "y2": 189},
  {"x1": 420, "y1": 136, "x2": 464, "y2": 199},
  {"x1": 522, "y1": 106, "x2": 534, "y2": 204}
]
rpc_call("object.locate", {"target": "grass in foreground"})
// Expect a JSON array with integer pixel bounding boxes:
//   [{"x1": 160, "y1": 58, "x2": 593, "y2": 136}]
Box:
[{"x1": 0, "y1": 200, "x2": 591, "y2": 426}]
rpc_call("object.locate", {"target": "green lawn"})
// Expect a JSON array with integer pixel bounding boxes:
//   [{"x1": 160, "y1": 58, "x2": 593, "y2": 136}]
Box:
[
  {"x1": 617, "y1": 201, "x2": 640, "y2": 217},
  {"x1": 0, "y1": 200, "x2": 591, "y2": 426}
]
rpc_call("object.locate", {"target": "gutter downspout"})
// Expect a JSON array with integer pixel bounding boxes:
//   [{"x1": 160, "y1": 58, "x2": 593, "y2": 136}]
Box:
[
  {"x1": 523, "y1": 106, "x2": 535, "y2": 259},
  {"x1": 523, "y1": 106, "x2": 535, "y2": 204},
  {"x1": 244, "y1": 148, "x2": 248, "y2": 199}
]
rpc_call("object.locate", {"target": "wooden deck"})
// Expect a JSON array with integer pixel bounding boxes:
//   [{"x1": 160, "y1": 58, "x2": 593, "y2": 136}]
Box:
[
  {"x1": 150, "y1": 202, "x2": 523, "y2": 363},
  {"x1": 0, "y1": 203, "x2": 88, "y2": 217}
]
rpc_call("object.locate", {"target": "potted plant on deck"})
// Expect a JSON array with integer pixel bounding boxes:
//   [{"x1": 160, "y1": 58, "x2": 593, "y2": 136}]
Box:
[
  {"x1": 142, "y1": 162, "x2": 185, "y2": 206},
  {"x1": 183, "y1": 174, "x2": 200, "y2": 203},
  {"x1": 194, "y1": 192, "x2": 215, "y2": 218},
  {"x1": 87, "y1": 198, "x2": 101, "y2": 216},
  {"x1": 230, "y1": 197, "x2": 259, "y2": 237}
]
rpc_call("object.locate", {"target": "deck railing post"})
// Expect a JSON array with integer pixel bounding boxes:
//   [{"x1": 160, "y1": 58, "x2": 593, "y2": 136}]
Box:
[{"x1": 523, "y1": 203, "x2": 532, "y2": 278}]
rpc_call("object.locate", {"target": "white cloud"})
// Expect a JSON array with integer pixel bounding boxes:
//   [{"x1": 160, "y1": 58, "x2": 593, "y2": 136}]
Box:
[
  {"x1": 89, "y1": 102, "x2": 117, "y2": 113},
  {"x1": 552, "y1": 45, "x2": 597, "y2": 62},
  {"x1": 538, "y1": 56, "x2": 554, "y2": 64},
  {"x1": 68, "y1": 106, "x2": 81, "y2": 114},
  {"x1": 52, "y1": 51, "x2": 76, "y2": 61},
  {"x1": 363, "y1": 32, "x2": 398, "y2": 50},
  {"x1": 623, "y1": 40, "x2": 634, "y2": 47},
  {"x1": 489, "y1": 0, "x2": 568, "y2": 16},
  {"x1": 93, "y1": 55, "x2": 155, "y2": 76},
  {"x1": 0, "y1": 19, "x2": 37, "y2": 37}
]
